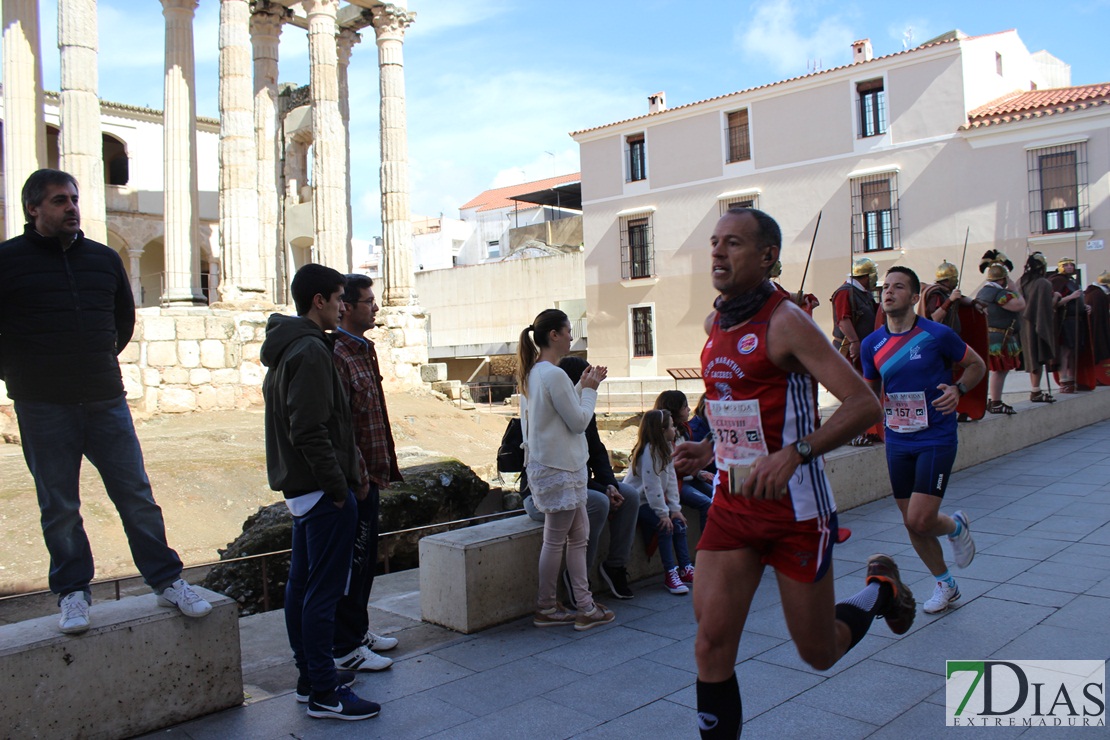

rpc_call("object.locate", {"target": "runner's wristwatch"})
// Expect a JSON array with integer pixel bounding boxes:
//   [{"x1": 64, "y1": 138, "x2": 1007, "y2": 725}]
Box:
[
  {"x1": 955, "y1": 382, "x2": 968, "y2": 396},
  {"x1": 793, "y1": 439, "x2": 814, "y2": 465}
]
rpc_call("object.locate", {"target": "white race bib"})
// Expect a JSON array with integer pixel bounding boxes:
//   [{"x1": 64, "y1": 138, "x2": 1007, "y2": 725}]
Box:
[
  {"x1": 706, "y1": 399, "x2": 769, "y2": 469},
  {"x1": 884, "y1": 391, "x2": 929, "y2": 433}
]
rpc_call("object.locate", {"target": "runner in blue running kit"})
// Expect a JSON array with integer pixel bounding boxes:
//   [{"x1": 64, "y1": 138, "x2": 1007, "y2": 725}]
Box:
[{"x1": 861, "y1": 266, "x2": 987, "y2": 615}]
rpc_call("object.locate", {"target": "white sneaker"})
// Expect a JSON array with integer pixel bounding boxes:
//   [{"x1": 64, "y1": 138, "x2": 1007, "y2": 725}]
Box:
[
  {"x1": 923, "y1": 581, "x2": 961, "y2": 614},
  {"x1": 157, "y1": 579, "x2": 213, "y2": 618},
  {"x1": 335, "y1": 645, "x2": 393, "y2": 672},
  {"x1": 59, "y1": 592, "x2": 90, "y2": 634},
  {"x1": 363, "y1": 630, "x2": 398, "y2": 652},
  {"x1": 948, "y1": 511, "x2": 976, "y2": 569}
]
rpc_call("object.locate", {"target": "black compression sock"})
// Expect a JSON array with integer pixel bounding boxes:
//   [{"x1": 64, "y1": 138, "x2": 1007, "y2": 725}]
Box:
[
  {"x1": 843, "y1": 580, "x2": 893, "y2": 615},
  {"x1": 696, "y1": 673, "x2": 742, "y2": 739},
  {"x1": 835, "y1": 602, "x2": 874, "y2": 651}
]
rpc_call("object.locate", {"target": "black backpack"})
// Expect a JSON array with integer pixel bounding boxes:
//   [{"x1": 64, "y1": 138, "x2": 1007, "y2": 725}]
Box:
[{"x1": 496, "y1": 417, "x2": 524, "y2": 472}]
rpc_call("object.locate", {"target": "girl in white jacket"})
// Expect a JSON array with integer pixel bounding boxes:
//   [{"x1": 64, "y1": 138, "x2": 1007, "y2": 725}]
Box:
[
  {"x1": 624, "y1": 409, "x2": 694, "y2": 595},
  {"x1": 517, "y1": 308, "x2": 615, "y2": 631}
]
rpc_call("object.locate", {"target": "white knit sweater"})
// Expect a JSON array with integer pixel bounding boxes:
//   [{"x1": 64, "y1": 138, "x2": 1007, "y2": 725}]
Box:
[
  {"x1": 521, "y1": 361, "x2": 598, "y2": 471},
  {"x1": 623, "y1": 444, "x2": 681, "y2": 519}
]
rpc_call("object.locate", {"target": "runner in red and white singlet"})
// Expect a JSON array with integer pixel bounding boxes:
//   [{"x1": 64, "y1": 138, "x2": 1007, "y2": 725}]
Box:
[{"x1": 676, "y1": 208, "x2": 916, "y2": 740}]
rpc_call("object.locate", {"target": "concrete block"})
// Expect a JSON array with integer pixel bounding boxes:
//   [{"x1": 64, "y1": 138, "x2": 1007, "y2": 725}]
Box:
[
  {"x1": 143, "y1": 316, "x2": 176, "y2": 341},
  {"x1": 189, "y1": 368, "x2": 213, "y2": 386},
  {"x1": 197, "y1": 385, "x2": 235, "y2": 411},
  {"x1": 178, "y1": 340, "x2": 200, "y2": 368},
  {"x1": 117, "y1": 341, "x2": 140, "y2": 364},
  {"x1": 121, "y1": 364, "x2": 144, "y2": 400},
  {"x1": 200, "y1": 339, "x2": 227, "y2": 369},
  {"x1": 241, "y1": 341, "x2": 261, "y2": 363},
  {"x1": 162, "y1": 366, "x2": 189, "y2": 385},
  {"x1": 431, "y1": 380, "x2": 462, "y2": 399},
  {"x1": 160, "y1": 387, "x2": 197, "y2": 413},
  {"x1": 205, "y1": 316, "x2": 235, "y2": 339},
  {"x1": 142, "y1": 368, "x2": 161, "y2": 387},
  {"x1": 421, "y1": 363, "x2": 448, "y2": 383},
  {"x1": 240, "y1": 362, "x2": 264, "y2": 387},
  {"x1": 146, "y1": 341, "x2": 178, "y2": 367},
  {"x1": 176, "y1": 316, "x2": 207, "y2": 340},
  {"x1": 0, "y1": 588, "x2": 242, "y2": 739},
  {"x1": 212, "y1": 368, "x2": 240, "y2": 386}
]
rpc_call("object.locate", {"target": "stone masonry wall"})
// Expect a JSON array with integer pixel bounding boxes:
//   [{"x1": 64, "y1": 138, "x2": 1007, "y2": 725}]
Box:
[{"x1": 0, "y1": 306, "x2": 428, "y2": 433}]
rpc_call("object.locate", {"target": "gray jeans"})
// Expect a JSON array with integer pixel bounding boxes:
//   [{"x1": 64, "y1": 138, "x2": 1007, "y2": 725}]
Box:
[{"x1": 524, "y1": 482, "x2": 638, "y2": 570}]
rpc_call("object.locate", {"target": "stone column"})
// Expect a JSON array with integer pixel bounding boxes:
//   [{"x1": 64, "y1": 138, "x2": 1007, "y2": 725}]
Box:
[
  {"x1": 2, "y1": 0, "x2": 46, "y2": 238},
  {"x1": 57, "y1": 0, "x2": 106, "y2": 243},
  {"x1": 251, "y1": 3, "x2": 283, "y2": 302},
  {"x1": 127, "y1": 245, "x2": 144, "y2": 304},
  {"x1": 372, "y1": 4, "x2": 416, "y2": 306},
  {"x1": 337, "y1": 27, "x2": 360, "y2": 267},
  {"x1": 160, "y1": 0, "x2": 204, "y2": 305},
  {"x1": 303, "y1": 0, "x2": 347, "y2": 271},
  {"x1": 217, "y1": 0, "x2": 261, "y2": 300}
]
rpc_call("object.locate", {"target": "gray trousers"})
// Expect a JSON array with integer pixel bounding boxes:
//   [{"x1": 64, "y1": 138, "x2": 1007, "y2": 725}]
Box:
[{"x1": 524, "y1": 482, "x2": 638, "y2": 570}]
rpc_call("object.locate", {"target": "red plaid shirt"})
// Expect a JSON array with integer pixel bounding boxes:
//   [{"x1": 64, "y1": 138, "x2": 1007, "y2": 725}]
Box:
[{"x1": 332, "y1": 329, "x2": 402, "y2": 487}]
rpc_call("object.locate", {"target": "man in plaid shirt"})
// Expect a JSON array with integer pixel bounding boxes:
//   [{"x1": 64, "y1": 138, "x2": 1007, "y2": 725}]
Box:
[{"x1": 331, "y1": 274, "x2": 404, "y2": 672}]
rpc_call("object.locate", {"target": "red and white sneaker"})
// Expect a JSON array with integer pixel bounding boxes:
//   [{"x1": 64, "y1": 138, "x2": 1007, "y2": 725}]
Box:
[
  {"x1": 664, "y1": 568, "x2": 689, "y2": 595},
  {"x1": 679, "y1": 564, "x2": 695, "y2": 585}
]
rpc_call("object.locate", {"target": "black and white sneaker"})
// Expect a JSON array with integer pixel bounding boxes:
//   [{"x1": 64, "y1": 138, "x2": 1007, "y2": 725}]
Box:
[
  {"x1": 599, "y1": 562, "x2": 634, "y2": 599},
  {"x1": 307, "y1": 685, "x2": 380, "y2": 721},
  {"x1": 296, "y1": 670, "x2": 356, "y2": 703},
  {"x1": 362, "y1": 630, "x2": 398, "y2": 652},
  {"x1": 335, "y1": 645, "x2": 393, "y2": 672}
]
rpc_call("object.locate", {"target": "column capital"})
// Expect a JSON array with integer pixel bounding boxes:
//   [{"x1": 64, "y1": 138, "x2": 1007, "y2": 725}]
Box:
[
  {"x1": 337, "y1": 27, "x2": 360, "y2": 66},
  {"x1": 161, "y1": 0, "x2": 199, "y2": 14},
  {"x1": 249, "y1": 0, "x2": 288, "y2": 34},
  {"x1": 301, "y1": 0, "x2": 339, "y2": 17},
  {"x1": 371, "y1": 4, "x2": 415, "y2": 42}
]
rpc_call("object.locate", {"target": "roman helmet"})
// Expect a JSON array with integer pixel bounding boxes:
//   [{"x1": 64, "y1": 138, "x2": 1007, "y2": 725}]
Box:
[
  {"x1": 1057, "y1": 256, "x2": 1076, "y2": 273},
  {"x1": 851, "y1": 257, "x2": 877, "y2": 281},
  {"x1": 985, "y1": 263, "x2": 1009, "y2": 282},
  {"x1": 770, "y1": 260, "x2": 783, "y2": 278},
  {"x1": 936, "y1": 261, "x2": 958, "y2": 284},
  {"x1": 1099, "y1": 270, "x2": 1110, "y2": 286},
  {"x1": 979, "y1": 249, "x2": 1014, "y2": 273},
  {"x1": 1030, "y1": 251, "x2": 1048, "y2": 269}
]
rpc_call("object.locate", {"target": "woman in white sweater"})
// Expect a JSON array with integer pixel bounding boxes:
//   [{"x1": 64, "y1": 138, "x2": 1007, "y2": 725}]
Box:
[{"x1": 517, "y1": 308, "x2": 615, "y2": 631}]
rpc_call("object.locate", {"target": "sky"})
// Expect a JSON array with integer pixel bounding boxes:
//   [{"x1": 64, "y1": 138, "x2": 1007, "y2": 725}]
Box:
[{"x1": 21, "y1": 0, "x2": 1110, "y2": 241}]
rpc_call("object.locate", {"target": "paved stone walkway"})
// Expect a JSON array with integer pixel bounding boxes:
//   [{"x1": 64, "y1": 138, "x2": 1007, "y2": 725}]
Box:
[{"x1": 153, "y1": 419, "x2": 1110, "y2": 739}]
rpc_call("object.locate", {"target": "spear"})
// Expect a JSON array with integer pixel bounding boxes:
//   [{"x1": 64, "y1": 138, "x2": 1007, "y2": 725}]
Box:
[
  {"x1": 956, "y1": 226, "x2": 970, "y2": 291},
  {"x1": 796, "y1": 210, "x2": 822, "y2": 306}
]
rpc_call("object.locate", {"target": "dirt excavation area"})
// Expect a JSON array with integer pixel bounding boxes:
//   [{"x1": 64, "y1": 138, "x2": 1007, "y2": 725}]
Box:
[{"x1": 0, "y1": 392, "x2": 543, "y2": 594}]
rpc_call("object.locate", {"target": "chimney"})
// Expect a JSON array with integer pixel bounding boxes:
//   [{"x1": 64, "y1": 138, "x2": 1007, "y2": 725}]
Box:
[
  {"x1": 648, "y1": 91, "x2": 666, "y2": 113},
  {"x1": 851, "y1": 39, "x2": 873, "y2": 63}
]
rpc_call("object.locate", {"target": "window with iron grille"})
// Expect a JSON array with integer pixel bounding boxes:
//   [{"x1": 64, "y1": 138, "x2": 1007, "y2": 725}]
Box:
[
  {"x1": 856, "y1": 79, "x2": 886, "y2": 138},
  {"x1": 726, "y1": 109, "x2": 751, "y2": 163},
  {"x1": 631, "y1": 306, "x2": 654, "y2": 357},
  {"x1": 1027, "y1": 143, "x2": 1088, "y2": 234},
  {"x1": 719, "y1": 196, "x2": 757, "y2": 216},
  {"x1": 619, "y1": 213, "x2": 654, "y2": 279},
  {"x1": 851, "y1": 173, "x2": 899, "y2": 252},
  {"x1": 626, "y1": 134, "x2": 647, "y2": 182}
]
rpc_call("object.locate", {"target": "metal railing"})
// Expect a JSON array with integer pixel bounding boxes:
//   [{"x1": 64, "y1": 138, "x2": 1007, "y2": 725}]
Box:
[{"x1": 0, "y1": 508, "x2": 526, "y2": 613}]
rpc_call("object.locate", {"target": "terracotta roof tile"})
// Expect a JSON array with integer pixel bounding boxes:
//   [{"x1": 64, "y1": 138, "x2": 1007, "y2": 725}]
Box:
[
  {"x1": 963, "y1": 83, "x2": 1110, "y2": 129},
  {"x1": 459, "y1": 172, "x2": 581, "y2": 213}
]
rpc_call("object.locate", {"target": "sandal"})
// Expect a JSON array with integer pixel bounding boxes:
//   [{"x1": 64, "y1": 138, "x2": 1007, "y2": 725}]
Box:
[
  {"x1": 1058, "y1": 382, "x2": 1076, "y2": 394},
  {"x1": 1030, "y1": 391, "x2": 1056, "y2": 403},
  {"x1": 987, "y1": 400, "x2": 1017, "y2": 415},
  {"x1": 850, "y1": 434, "x2": 873, "y2": 447}
]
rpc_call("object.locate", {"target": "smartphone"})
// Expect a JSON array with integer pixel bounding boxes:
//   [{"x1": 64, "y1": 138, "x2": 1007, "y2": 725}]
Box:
[{"x1": 728, "y1": 464, "x2": 751, "y2": 496}]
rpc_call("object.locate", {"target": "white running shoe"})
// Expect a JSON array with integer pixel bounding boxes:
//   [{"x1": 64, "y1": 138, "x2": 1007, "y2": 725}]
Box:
[
  {"x1": 923, "y1": 581, "x2": 961, "y2": 614},
  {"x1": 157, "y1": 579, "x2": 213, "y2": 618},
  {"x1": 59, "y1": 592, "x2": 90, "y2": 634},
  {"x1": 948, "y1": 511, "x2": 976, "y2": 569},
  {"x1": 363, "y1": 630, "x2": 398, "y2": 652},
  {"x1": 335, "y1": 645, "x2": 393, "y2": 672}
]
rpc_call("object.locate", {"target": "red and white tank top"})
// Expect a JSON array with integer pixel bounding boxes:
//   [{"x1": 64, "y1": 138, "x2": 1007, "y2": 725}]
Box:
[{"x1": 701, "y1": 292, "x2": 835, "y2": 522}]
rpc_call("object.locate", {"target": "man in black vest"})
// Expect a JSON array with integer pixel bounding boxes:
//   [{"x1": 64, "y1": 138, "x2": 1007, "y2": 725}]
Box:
[{"x1": 0, "y1": 169, "x2": 211, "y2": 634}]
